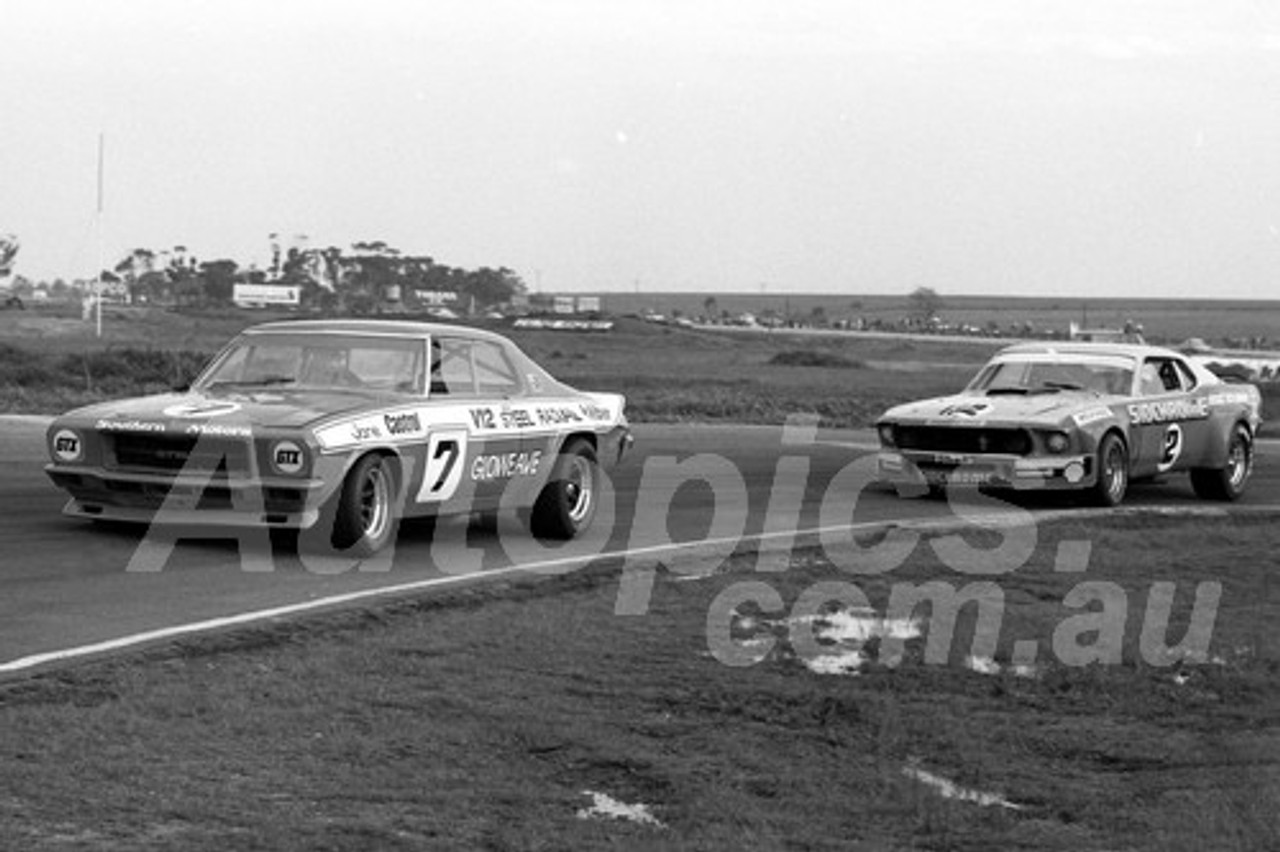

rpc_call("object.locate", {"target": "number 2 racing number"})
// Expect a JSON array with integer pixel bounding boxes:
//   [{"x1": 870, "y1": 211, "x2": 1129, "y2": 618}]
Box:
[{"x1": 1157, "y1": 423, "x2": 1183, "y2": 472}]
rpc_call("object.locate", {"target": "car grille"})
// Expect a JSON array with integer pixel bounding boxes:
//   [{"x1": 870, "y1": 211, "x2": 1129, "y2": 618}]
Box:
[
  {"x1": 106, "y1": 433, "x2": 251, "y2": 477},
  {"x1": 893, "y1": 425, "x2": 1032, "y2": 456}
]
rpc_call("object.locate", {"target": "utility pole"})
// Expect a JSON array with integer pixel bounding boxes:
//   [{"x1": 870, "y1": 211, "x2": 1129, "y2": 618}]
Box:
[{"x1": 95, "y1": 132, "x2": 105, "y2": 338}]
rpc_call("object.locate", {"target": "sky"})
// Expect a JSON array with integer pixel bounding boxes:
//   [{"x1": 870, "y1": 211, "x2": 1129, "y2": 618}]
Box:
[{"x1": 3, "y1": 0, "x2": 1280, "y2": 299}]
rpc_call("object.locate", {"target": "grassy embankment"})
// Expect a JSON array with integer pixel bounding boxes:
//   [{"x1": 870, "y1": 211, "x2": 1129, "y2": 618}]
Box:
[
  {"x1": 5, "y1": 305, "x2": 1278, "y2": 426},
  {"x1": 0, "y1": 307, "x2": 992, "y2": 425},
  {"x1": 1, "y1": 514, "x2": 1275, "y2": 850},
  {"x1": 10, "y1": 303, "x2": 1280, "y2": 424}
]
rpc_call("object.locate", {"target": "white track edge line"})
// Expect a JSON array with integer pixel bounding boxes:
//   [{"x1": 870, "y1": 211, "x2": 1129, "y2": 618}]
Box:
[{"x1": 6, "y1": 503, "x2": 1280, "y2": 675}]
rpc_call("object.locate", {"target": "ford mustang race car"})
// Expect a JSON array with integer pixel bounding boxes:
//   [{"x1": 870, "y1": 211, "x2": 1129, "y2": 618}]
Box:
[
  {"x1": 876, "y1": 342, "x2": 1262, "y2": 505},
  {"x1": 45, "y1": 320, "x2": 633, "y2": 555}
]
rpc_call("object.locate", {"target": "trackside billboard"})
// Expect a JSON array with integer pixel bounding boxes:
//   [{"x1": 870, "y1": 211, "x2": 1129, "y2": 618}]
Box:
[{"x1": 233, "y1": 284, "x2": 301, "y2": 307}]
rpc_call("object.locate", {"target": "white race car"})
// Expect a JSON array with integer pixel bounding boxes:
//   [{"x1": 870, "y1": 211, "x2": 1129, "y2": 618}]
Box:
[
  {"x1": 46, "y1": 319, "x2": 633, "y2": 554},
  {"x1": 876, "y1": 342, "x2": 1262, "y2": 505}
]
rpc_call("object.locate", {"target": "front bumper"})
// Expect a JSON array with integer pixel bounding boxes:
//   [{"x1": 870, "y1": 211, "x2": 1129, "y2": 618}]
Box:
[
  {"x1": 45, "y1": 464, "x2": 329, "y2": 529},
  {"x1": 878, "y1": 451, "x2": 1095, "y2": 491}
]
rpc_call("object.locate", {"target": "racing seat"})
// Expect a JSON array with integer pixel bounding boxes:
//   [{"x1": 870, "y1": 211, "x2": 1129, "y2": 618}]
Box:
[{"x1": 429, "y1": 359, "x2": 449, "y2": 395}]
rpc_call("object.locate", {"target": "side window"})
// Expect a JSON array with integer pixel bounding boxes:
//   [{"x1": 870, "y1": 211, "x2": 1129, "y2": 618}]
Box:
[
  {"x1": 348, "y1": 347, "x2": 423, "y2": 393},
  {"x1": 473, "y1": 341, "x2": 521, "y2": 396},
  {"x1": 1139, "y1": 361, "x2": 1161, "y2": 395},
  {"x1": 1140, "y1": 358, "x2": 1183, "y2": 396},
  {"x1": 430, "y1": 337, "x2": 476, "y2": 396},
  {"x1": 1173, "y1": 359, "x2": 1198, "y2": 391}
]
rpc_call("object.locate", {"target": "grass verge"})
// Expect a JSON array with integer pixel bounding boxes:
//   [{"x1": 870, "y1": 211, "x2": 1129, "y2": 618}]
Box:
[
  {"x1": 0, "y1": 314, "x2": 982, "y2": 427},
  {"x1": 1, "y1": 514, "x2": 1276, "y2": 851},
  {"x1": 1, "y1": 309, "x2": 1275, "y2": 429}
]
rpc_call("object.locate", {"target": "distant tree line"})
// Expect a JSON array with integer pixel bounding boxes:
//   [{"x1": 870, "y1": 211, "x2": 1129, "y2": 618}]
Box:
[{"x1": 104, "y1": 240, "x2": 526, "y2": 313}]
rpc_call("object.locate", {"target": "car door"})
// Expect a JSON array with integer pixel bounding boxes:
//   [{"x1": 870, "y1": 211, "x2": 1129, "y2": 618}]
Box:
[
  {"x1": 468, "y1": 338, "x2": 546, "y2": 507},
  {"x1": 410, "y1": 336, "x2": 477, "y2": 514},
  {"x1": 1168, "y1": 357, "x2": 1214, "y2": 468},
  {"x1": 417, "y1": 335, "x2": 536, "y2": 513},
  {"x1": 1129, "y1": 356, "x2": 1210, "y2": 477}
]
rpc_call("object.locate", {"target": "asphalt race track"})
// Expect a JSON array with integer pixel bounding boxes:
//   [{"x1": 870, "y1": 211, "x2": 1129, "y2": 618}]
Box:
[{"x1": 1, "y1": 415, "x2": 1277, "y2": 674}]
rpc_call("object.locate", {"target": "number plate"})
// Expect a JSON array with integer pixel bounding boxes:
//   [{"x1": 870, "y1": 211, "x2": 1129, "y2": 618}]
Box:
[
  {"x1": 924, "y1": 468, "x2": 993, "y2": 486},
  {"x1": 163, "y1": 487, "x2": 200, "y2": 510}
]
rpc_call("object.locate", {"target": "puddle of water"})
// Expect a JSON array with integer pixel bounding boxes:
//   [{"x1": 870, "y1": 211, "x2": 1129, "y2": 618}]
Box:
[
  {"x1": 804, "y1": 650, "x2": 866, "y2": 675},
  {"x1": 964, "y1": 655, "x2": 1039, "y2": 679},
  {"x1": 576, "y1": 791, "x2": 665, "y2": 828},
  {"x1": 965, "y1": 655, "x2": 1002, "y2": 676},
  {"x1": 788, "y1": 610, "x2": 922, "y2": 675}
]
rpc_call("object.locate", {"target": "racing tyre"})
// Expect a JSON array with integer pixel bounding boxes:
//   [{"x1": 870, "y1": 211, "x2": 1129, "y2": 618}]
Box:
[
  {"x1": 530, "y1": 438, "x2": 598, "y2": 540},
  {"x1": 331, "y1": 454, "x2": 399, "y2": 556},
  {"x1": 1190, "y1": 424, "x2": 1252, "y2": 501},
  {"x1": 1088, "y1": 432, "x2": 1128, "y2": 507}
]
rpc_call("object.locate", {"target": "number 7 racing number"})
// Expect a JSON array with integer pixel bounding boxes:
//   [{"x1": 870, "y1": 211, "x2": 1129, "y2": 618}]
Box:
[{"x1": 416, "y1": 429, "x2": 468, "y2": 503}]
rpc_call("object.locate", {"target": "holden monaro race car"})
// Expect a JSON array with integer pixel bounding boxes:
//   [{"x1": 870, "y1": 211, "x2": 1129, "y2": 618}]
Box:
[
  {"x1": 876, "y1": 342, "x2": 1262, "y2": 505},
  {"x1": 45, "y1": 320, "x2": 633, "y2": 555}
]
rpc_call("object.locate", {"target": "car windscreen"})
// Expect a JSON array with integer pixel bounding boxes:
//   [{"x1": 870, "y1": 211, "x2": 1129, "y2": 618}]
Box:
[
  {"x1": 197, "y1": 334, "x2": 425, "y2": 393},
  {"x1": 967, "y1": 357, "x2": 1134, "y2": 396}
]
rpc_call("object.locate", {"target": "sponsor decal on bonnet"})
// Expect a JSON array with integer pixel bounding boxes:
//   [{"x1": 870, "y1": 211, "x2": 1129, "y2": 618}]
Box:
[
  {"x1": 162, "y1": 400, "x2": 242, "y2": 418},
  {"x1": 938, "y1": 400, "x2": 992, "y2": 418},
  {"x1": 184, "y1": 422, "x2": 252, "y2": 438},
  {"x1": 96, "y1": 418, "x2": 167, "y2": 433},
  {"x1": 1073, "y1": 406, "x2": 1113, "y2": 427}
]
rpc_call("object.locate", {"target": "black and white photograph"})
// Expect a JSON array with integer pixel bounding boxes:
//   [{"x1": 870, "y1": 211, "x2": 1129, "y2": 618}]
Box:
[{"x1": 2, "y1": 1, "x2": 1278, "y2": 849}]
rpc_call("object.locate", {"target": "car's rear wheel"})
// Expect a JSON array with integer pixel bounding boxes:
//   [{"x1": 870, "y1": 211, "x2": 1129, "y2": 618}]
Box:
[
  {"x1": 1088, "y1": 432, "x2": 1128, "y2": 507},
  {"x1": 530, "y1": 438, "x2": 597, "y2": 539},
  {"x1": 331, "y1": 454, "x2": 398, "y2": 556},
  {"x1": 1190, "y1": 423, "x2": 1252, "y2": 501}
]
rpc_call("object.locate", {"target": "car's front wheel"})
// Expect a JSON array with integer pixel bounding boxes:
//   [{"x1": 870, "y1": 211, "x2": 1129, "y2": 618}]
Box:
[
  {"x1": 1190, "y1": 423, "x2": 1252, "y2": 501},
  {"x1": 1088, "y1": 432, "x2": 1128, "y2": 507},
  {"x1": 530, "y1": 438, "x2": 598, "y2": 539},
  {"x1": 331, "y1": 453, "x2": 399, "y2": 556}
]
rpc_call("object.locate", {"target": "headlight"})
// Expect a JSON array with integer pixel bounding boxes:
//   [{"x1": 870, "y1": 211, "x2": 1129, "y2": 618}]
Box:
[
  {"x1": 51, "y1": 428, "x2": 84, "y2": 462},
  {"x1": 269, "y1": 439, "x2": 308, "y2": 475},
  {"x1": 877, "y1": 423, "x2": 896, "y2": 447},
  {"x1": 1045, "y1": 432, "x2": 1070, "y2": 454}
]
